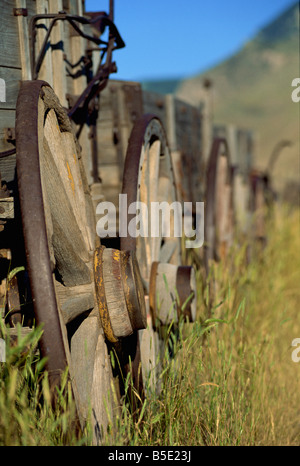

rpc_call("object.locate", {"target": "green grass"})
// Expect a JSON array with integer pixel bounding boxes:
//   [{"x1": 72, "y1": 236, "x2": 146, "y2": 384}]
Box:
[
  {"x1": 0, "y1": 205, "x2": 299, "y2": 446},
  {"x1": 113, "y1": 204, "x2": 300, "y2": 446}
]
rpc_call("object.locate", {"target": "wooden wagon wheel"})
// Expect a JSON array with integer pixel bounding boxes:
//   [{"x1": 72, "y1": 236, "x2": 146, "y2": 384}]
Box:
[
  {"x1": 204, "y1": 137, "x2": 234, "y2": 272},
  {"x1": 120, "y1": 114, "x2": 197, "y2": 396},
  {"x1": 15, "y1": 81, "x2": 146, "y2": 444}
]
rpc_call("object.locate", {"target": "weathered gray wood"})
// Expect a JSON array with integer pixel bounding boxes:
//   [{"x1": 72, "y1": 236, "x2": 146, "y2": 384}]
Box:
[
  {"x1": 143, "y1": 90, "x2": 167, "y2": 124},
  {"x1": 200, "y1": 84, "x2": 213, "y2": 164},
  {"x1": 68, "y1": 0, "x2": 86, "y2": 96},
  {"x1": 0, "y1": 109, "x2": 15, "y2": 148},
  {"x1": 233, "y1": 173, "x2": 249, "y2": 233},
  {"x1": 254, "y1": 178, "x2": 266, "y2": 238},
  {"x1": 215, "y1": 153, "x2": 234, "y2": 260},
  {"x1": 154, "y1": 263, "x2": 178, "y2": 325},
  {"x1": 240, "y1": 129, "x2": 254, "y2": 178},
  {"x1": 171, "y1": 96, "x2": 202, "y2": 204},
  {"x1": 55, "y1": 281, "x2": 95, "y2": 324},
  {"x1": 16, "y1": 0, "x2": 32, "y2": 80},
  {"x1": 102, "y1": 248, "x2": 133, "y2": 338},
  {"x1": 70, "y1": 312, "x2": 115, "y2": 444},
  {"x1": 0, "y1": 151, "x2": 16, "y2": 185},
  {"x1": 0, "y1": 197, "x2": 14, "y2": 218},
  {"x1": 0, "y1": 0, "x2": 22, "y2": 69},
  {"x1": 216, "y1": 155, "x2": 228, "y2": 243},
  {"x1": 34, "y1": 0, "x2": 53, "y2": 86},
  {"x1": 40, "y1": 107, "x2": 92, "y2": 286},
  {"x1": 97, "y1": 80, "x2": 144, "y2": 197},
  {"x1": 0, "y1": 67, "x2": 22, "y2": 110},
  {"x1": 48, "y1": 0, "x2": 67, "y2": 106},
  {"x1": 139, "y1": 298, "x2": 160, "y2": 394},
  {"x1": 60, "y1": 130, "x2": 94, "y2": 252}
]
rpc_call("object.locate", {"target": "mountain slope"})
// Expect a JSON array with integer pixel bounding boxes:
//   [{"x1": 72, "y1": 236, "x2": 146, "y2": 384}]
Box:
[{"x1": 176, "y1": 2, "x2": 299, "y2": 192}]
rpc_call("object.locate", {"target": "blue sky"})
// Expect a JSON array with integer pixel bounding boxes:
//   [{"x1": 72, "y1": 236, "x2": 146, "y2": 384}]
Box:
[{"x1": 85, "y1": 0, "x2": 297, "y2": 81}]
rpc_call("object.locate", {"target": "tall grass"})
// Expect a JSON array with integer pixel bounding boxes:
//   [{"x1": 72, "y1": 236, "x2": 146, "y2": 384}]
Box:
[
  {"x1": 0, "y1": 205, "x2": 299, "y2": 445},
  {"x1": 112, "y1": 205, "x2": 300, "y2": 446},
  {"x1": 0, "y1": 322, "x2": 89, "y2": 445}
]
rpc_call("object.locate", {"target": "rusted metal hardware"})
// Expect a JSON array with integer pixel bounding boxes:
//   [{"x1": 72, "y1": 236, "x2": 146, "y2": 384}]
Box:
[
  {"x1": 29, "y1": 7, "x2": 125, "y2": 134},
  {"x1": 0, "y1": 129, "x2": 17, "y2": 159},
  {"x1": 0, "y1": 174, "x2": 11, "y2": 200},
  {"x1": 4, "y1": 128, "x2": 16, "y2": 144},
  {"x1": 94, "y1": 246, "x2": 146, "y2": 343},
  {"x1": 30, "y1": 12, "x2": 124, "y2": 80},
  {"x1": 13, "y1": 8, "x2": 28, "y2": 16},
  {"x1": 6, "y1": 274, "x2": 22, "y2": 326},
  {"x1": 0, "y1": 175, "x2": 13, "y2": 231}
]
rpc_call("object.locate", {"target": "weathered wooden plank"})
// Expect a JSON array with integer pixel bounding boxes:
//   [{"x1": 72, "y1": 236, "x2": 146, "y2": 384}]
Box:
[
  {"x1": 0, "y1": 109, "x2": 15, "y2": 149},
  {"x1": 0, "y1": 109, "x2": 16, "y2": 184},
  {"x1": 68, "y1": 0, "x2": 86, "y2": 96},
  {"x1": 0, "y1": 0, "x2": 22, "y2": 69},
  {"x1": 233, "y1": 173, "x2": 250, "y2": 233},
  {"x1": 214, "y1": 124, "x2": 239, "y2": 167},
  {"x1": 0, "y1": 67, "x2": 22, "y2": 110},
  {"x1": 0, "y1": 154, "x2": 16, "y2": 185},
  {"x1": 35, "y1": 0, "x2": 54, "y2": 86},
  {"x1": 55, "y1": 281, "x2": 95, "y2": 324},
  {"x1": 48, "y1": 0, "x2": 67, "y2": 106},
  {"x1": 143, "y1": 90, "x2": 167, "y2": 125},
  {"x1": 236, "y1": 129, "x2": 254, "y2": 178},
  {"x1": 164, "y1": 94, "x2": 202, "y2": 204},
  {"x1": 16, "y1": 0, "x2": 32, "y2": 80},
  {"x1": 0, "y1": 197, "x2": 14, "y2": 218},
  {"x1": 96, "y1": 80, "x2": 143, "y2": 195},
  {"x1": 70, "y1": 313, "x2": 115, "y2": 444}
]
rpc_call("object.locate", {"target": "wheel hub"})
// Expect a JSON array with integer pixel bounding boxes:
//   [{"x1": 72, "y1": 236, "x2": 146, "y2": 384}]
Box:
[{"x1": 94, "y1": 246, "x2": 147, "y2": 343}]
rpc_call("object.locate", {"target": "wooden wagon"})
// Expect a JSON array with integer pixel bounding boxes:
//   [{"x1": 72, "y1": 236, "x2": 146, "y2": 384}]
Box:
[{"x1": 0, "y1": 0, "x2": 270, "y2": 444}]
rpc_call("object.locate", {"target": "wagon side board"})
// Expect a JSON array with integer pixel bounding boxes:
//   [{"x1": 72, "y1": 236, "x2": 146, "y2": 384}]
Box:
[{"x1": 0, "y1": 0, "x2": 96, "y2": 188}]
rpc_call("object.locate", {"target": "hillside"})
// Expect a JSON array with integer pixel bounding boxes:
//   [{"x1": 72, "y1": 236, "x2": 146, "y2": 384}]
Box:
[
  {"x1": 176, "y1": 2, "x2": 299, "y2": 193},
  {"x1": 141, "y1": 78, "x2": 181, "y2": 95}
]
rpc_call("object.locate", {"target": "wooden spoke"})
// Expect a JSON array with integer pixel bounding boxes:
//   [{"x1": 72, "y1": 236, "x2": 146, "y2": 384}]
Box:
[{"x1": 55, "y1": 282, "x2": 95, "y2": 325}]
